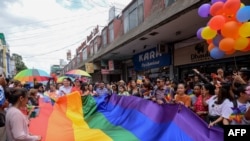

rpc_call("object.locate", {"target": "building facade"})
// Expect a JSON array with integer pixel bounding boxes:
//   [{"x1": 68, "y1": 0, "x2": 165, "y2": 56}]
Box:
[
  {"x1": 62, "y1": 0, "x2": 250, "y2": 83},
  {"x1": 0, "y1": 33, "x2": 15, "y2": 78}
]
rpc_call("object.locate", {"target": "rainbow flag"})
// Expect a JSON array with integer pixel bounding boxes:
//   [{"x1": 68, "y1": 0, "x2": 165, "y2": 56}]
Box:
[{"x1": 29, "y1": 92, "x2": 223, "y2": 141}]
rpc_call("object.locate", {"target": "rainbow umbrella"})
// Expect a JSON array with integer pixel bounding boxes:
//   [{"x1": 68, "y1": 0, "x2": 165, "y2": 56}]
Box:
[
  {"x1": 57, "y1": 76, "x2": 75, "y2": 83},
  {"x1": 65, "y1": 69, "x2": 91, "y2": 77},
  {"x1": 14, "y1": 69, "x2": 50, "y2": 82}
]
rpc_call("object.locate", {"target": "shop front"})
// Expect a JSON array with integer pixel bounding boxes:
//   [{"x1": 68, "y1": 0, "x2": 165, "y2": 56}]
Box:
[
  {"x1": 132, "y1": 46, "x2": 172, "y2": 81},
  {"x1": 174, "y1": 42, "x2": 250, "y2": 80}
]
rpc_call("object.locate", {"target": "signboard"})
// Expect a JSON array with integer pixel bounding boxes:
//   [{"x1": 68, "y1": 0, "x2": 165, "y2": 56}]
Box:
[
  {"x1": 85, "y1": 63, "x2": 94, "y2": 73},
  {"x1": 108, "y1": 60, "x2": 114, "y2": 70},
  {"x1": 174, "y1": 42, "x2": 250, "y2": 66},
  {"x1": 101, "y1": 69, "x2": 109, "y2": 74},
  {"x1": 132, "y1": 47, "x2": 171, "y2": 71}
]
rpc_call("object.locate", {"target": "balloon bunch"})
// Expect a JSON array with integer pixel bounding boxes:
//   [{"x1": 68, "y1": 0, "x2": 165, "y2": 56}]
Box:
[{"x1": 197, "y1": 0, "x2": 250, "y2": 59}]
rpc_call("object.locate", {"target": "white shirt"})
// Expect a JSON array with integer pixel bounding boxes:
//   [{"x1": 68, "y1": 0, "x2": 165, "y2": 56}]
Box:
[
  {"x1": 59, "y1": 86, "x2": 72, "y2": 96},
  {"x1": 206, "y1": 95, "x2": 232, "y2": 119}
]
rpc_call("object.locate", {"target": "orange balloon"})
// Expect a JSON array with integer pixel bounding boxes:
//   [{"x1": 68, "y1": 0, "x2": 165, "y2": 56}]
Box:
[
  {"x1": 219, "y1": 38, "x2": 235, "y2": 52},
  {"x1": 225, "y1": 49, "x2": 236, "y2": 55},
  {"x1": 207, "y1": 40, "x2": 212, "y2": 44},
  {"x1": 208, "y1": 43, "x2": 215, "y2": 52},
  {"x1": 221, "y1": 21, "x2": 240, "y2": 38},
  {"x1": 223, "y1": 0, "x2": 241, "y2": 14},
  {"x1": 210, "y1": 2, "x2": 224, "y2": 16},
  {"x1": 208, "y1": 15, "x2": 226, "y2": 30}
]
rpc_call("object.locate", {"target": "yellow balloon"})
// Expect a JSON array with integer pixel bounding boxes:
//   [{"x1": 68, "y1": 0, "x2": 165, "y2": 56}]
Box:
[
  {"x1": 239, "y1": 22, "x2": 250, "y2": 38},
  {"x1": 240, "y1": 3, "x2": 245, "y2": 8},
  {"x1": 234, "y1": 37, "x2": 249, "y2": 50},
  {"x1": 201, "y1": 26, "x2": 217, "y2": 40}
]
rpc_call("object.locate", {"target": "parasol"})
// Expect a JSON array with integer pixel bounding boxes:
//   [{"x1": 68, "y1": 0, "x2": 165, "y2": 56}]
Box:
[
  {"x1": 57, "y1": 76, "x2": 75, "y2": 83},
  {"x1": 14, "y1": 69, "x2": 50, "y2": 82},
  {"x1": 65, "y1": 69, "x2": 91, "y2": 77}
]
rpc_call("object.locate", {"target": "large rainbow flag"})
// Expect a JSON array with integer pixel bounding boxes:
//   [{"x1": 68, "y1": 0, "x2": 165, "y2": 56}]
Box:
[{"x1": 29, "y1": 92, "x2": 223, "y2": 141}]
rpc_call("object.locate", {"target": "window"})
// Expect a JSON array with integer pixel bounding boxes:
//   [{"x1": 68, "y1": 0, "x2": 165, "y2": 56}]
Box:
[
  {"x1": 165, "y1": 0, "x2": 176, "y2": 7},
  {"x1": 82, "y1": 48, "x2": 87, "y2": 60},
  {"x1": 108, "y1": 23, "x2": 114, "y2": 43},
  {"x1": 129, "y1": 8, "x2": 138, "y2": 30},
  {"x1": 102, "y1": 29, "x2": 107, "y2": 47},
  {"x1": 94, "y1": 39, "x2": 98, "y2": 54},
  {"x1": 90, "y1": 42, "x2": 94, "y2": 56},
  {"x1": 123, "y1": 0, "x2": 144, "y2": 33}
]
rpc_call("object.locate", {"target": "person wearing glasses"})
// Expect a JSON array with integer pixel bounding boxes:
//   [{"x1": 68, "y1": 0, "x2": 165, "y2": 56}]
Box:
[{"x1": 151, "y1": 77, "x2": 173, "y2": 105}]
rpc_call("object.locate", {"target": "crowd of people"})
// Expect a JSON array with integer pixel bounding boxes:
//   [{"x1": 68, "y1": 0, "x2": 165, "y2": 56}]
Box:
[{"x1": 0, "y1": 67, "x2": 250, "y2": 141}]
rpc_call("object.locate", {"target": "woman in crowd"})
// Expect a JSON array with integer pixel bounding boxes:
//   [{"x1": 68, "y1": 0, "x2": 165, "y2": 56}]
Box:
[
  {"x1": 206, "y1": 83, "x2": 232, "y2": 128},
  {"x1": 192, "y1": 84, "x2": 210, "y2": 120},
  {"x1": 118, "y1": 85, "x2": 129, "y2": 96},
  {"x1": 88, "y1": 84, "x2": 97, "y2": 96},
  {"x1": 141, "y1": 82, "x2": 153, "y2": 100},
  {"x1": 128, "y1": 80, "x2": 140, "y2": 97},
  {"x1": 5, "y1": 88, "x2": 42, "y2": 141},
  {"x1": 111, "y1": 84, "x2": 118, "y2": 95},
  {"x1": 71, "y1": 79, "x2": 82, "y2": 95},
  {"x1": 174, "y1": 83, "x2": 191, "y2": 108}
]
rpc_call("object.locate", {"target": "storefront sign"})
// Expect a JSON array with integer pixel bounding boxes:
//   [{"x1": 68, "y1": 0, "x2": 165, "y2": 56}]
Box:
[
  {"x1": 174, "y1": 42, "x2": 250, "y2": 66},
  {"x1": 133, "y1": 47, "x2": 171, "y2": 71},
  {"x1": 108, "y1": 60, "x2": 114, "y2": 70},
  {"x1": 190, "y1": 43, "x2": 211, "y2": 62},
  {"x1": 85, "y1": 63, "x2": 94, "y2": 73}
]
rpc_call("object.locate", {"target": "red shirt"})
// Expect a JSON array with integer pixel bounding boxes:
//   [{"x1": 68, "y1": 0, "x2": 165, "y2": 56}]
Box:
[{"x1": 71, "y1": 86, "x2": 82, "y2": 95}]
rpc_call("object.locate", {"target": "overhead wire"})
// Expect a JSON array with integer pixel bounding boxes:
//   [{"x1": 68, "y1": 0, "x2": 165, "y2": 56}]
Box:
[
  {"x1": 4, "y1": 10, "x2": 107, "y2": 36},
  {"x1": 21, "y1": 25, "x2": 96, "y2": 58}
]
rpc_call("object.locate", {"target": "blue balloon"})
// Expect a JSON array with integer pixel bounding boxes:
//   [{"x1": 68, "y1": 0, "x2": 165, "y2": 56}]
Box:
[
  {"x1": 236, "y1": 6, "x2": 250, "y2": 22},
  {"x1": 212, "y1": 34, "x2": 223, "y2": 46},
  {"x1": 210, "y1": 47, "x2": 224, "y2": 59}
]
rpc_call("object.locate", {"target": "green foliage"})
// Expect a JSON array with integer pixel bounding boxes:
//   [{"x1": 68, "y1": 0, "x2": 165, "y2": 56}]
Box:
[{"x1": 12, "y1": 53, "x2": 27, "y2": 73}]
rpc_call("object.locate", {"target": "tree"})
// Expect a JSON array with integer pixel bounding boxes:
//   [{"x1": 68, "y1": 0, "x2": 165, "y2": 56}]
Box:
[{"x1": 12, "y1": 53, "x2": 27, "y2": 73}]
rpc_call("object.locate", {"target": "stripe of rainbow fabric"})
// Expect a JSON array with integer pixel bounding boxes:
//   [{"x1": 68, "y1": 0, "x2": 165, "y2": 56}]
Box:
[{"x1": 30, "y1": 92, "x2": 223, "y2": 141}]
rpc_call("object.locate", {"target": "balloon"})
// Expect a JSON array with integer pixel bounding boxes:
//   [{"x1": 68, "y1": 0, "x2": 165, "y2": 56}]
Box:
[
  {"x1": 208, "y1": 43, "x2": 215, "y2": 52},
  {"x1": 213, "y1": 34, "x2": 223, "y2": 46},
  {"x1": 211, "y1": 0, "x2": 226, "y2": 4},
  {"x1": 241, "y1": 3, "x2": 245, "y2": 8},
  {"x1": 208, "y1": 15, "x2": 226, "y2": 30},
  {"x1": 236, "y1": 6, "x2": 250, "y2": 22},
  {"x1": 207, "y1": 40, "x2": 212, "y2": 44},
  {"x1": 221, "y1": 21, "x2": 240, "y2": 38},
  {"x1": 201, "y1": 26, "x2": 217, "y2": 39},
  {"x1": 223, "y1": 0, "x2": 241, "y2": 14},
  {"x1": 210, "y1": 2, "x2": 224, "y2": 16},
  {"x1": 239, "y1": 22, "x2": 250, "y2": 38},
  {"x1": 242, "y1": 42, "x2": 250, "y2": 52},
  {"x1": 210, "y1": 47, "x2": 225, "y2": 59},
  {"x1": 225, "y1": 49, "x2": 236, "y2": 55},
  {"x1": 198, "y1": 3, "x2": 211, "y2": 17},
  {"x1": 234, "y1": 37, "x2": 249, "y2": 50},
  {"x1": 219, "y1": 38, "x2": 235, "y2": 52},
  {"x1": 196, "y1": 27, "x2": 204, "y2": 39}
]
